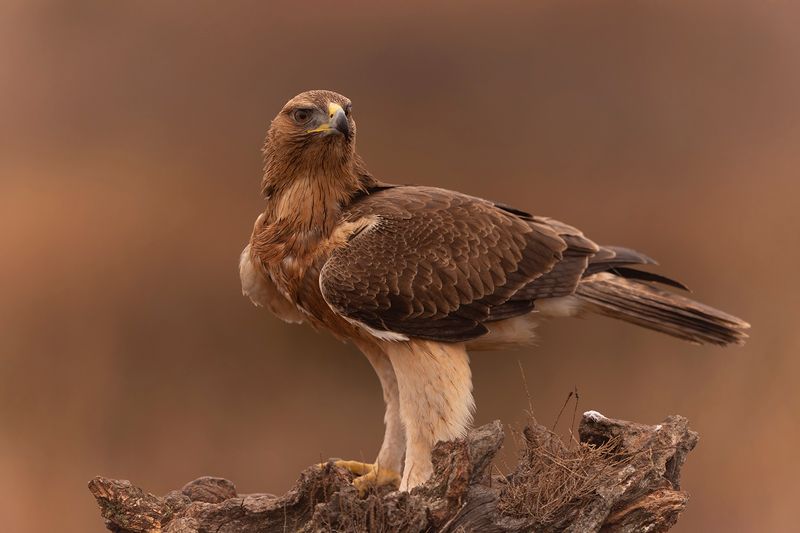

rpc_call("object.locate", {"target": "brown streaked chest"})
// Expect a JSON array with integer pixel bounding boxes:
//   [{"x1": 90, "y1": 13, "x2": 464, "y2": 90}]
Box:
[{"x1": 253, "y1": 215, "x2": 377, "y2": 341}]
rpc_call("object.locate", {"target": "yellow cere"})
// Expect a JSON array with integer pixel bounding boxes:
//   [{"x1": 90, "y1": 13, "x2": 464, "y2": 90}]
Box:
[
  {"x1": 328, "y1": 102, "x2": 344, "y2": 117},
  {"x1": 307, "y1": 102, "x2": 345, "y2": 133}
]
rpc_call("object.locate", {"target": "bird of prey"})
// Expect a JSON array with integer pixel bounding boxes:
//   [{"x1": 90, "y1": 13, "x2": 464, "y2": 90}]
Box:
[{"x1": 240, "y1": 90, "x2": 749, "y2": 492}]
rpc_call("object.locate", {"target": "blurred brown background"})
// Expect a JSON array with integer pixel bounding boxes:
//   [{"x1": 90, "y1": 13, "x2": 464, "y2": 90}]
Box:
[{"x1": 1, "y1": 1, "x2": 797, "y2": 531}]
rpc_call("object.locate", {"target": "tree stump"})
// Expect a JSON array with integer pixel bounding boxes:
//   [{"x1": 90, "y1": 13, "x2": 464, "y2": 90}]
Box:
[{"x1": 89, "y1": 411, "x2": 698, "y2": 532}]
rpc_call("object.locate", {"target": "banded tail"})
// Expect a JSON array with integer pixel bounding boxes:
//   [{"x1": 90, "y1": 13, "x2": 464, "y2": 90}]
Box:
[{"x1": 576, "y1": 247, "x2": 750, "y2": 346}]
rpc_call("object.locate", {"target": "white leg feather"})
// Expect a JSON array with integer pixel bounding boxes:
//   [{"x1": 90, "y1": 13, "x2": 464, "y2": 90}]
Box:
[
  {"x1": 384, "y1": 340, "x2": 473, "y2": 490},
  {"x1": 356, "y1": 342, "x2": 405, "y2": 476}
]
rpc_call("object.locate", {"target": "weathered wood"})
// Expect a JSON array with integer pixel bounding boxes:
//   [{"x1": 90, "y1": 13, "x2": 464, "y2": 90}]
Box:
[{"x1": 89, "y1": 411, "x2": 698, "y2": 532}]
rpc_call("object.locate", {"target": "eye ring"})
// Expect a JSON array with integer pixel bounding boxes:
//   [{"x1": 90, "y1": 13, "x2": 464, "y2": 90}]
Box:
[{"x1": 292, "y1": 108, "x2": 313, "y2": 124}]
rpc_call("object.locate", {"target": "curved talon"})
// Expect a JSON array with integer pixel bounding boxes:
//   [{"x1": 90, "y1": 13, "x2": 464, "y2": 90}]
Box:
[
  {"x1": 319, "y1": 459, "x2": 401, "y2": 495},
  {"x1": 351, "y1": 466, "x2": 401, "y2": 496}
]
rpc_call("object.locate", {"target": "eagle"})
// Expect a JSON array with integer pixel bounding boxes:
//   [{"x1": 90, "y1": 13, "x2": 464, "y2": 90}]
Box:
[{"x1": 240, "y1": 90, "x2": 749, "y2": 492}]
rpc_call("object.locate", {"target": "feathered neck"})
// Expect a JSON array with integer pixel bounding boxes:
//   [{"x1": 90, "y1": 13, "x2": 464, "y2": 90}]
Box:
[{"x1": 252, "y1": 153, "x2": 375, "y2": 264}]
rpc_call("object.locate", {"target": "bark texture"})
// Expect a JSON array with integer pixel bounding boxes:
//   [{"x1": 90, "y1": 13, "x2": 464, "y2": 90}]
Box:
[{"x1": 89, "y1": 411, "x2": 698, "y2": 532}]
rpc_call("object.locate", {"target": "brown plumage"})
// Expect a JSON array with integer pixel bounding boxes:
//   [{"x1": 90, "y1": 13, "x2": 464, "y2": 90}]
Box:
[
  {"x1": 240, "y1": 90, "x2": 749, "y2": 491},
  {"x1": 322, "y1": 187, "x2": 567, "y2": 341}
]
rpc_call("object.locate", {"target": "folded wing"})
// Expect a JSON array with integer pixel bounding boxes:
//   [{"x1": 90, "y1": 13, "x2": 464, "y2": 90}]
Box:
[{"x1": 320, "y1": 187, "x2": 569, "y2": 342}]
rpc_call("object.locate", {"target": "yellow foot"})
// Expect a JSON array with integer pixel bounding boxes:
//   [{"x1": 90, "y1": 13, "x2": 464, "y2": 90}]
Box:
[{"x1": 320, "y1": 460, "x2": 401, "y2": 495}]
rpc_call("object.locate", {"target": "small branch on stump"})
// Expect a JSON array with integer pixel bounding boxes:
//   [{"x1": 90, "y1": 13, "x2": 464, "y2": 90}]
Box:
[{"x1": 89, "y1": 411, "x2": 698, "y2": 533}]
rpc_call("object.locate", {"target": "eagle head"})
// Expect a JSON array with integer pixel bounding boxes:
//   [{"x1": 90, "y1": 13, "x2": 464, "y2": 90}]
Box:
[{"x1": 261, "y1": 90, "x2": 357, "y2": 197}]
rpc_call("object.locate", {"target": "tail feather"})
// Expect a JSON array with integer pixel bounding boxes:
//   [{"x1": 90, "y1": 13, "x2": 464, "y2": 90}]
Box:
[
  {"x1": 604, "y1": 266, "x2": 690, "y2": 291},
  {"x1": 585, "y1": 245, "x2": 657, "y2": 275},
  {"x1": 576, "y1": 273, "x2": 749, "y2": 346}
]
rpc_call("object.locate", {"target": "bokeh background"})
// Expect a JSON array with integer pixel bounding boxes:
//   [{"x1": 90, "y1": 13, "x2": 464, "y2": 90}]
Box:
[{"x1": 1, "y1": 1, "x2": 798, "y2": 531}]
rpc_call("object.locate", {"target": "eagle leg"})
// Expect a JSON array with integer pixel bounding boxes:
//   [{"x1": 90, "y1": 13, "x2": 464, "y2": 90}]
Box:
[
  {"x1": 320, "y1": 342, "x2": 404, "y2": 493},
  {"x1": 385, "y1": 340, "x2": 474, "y2": 490},
  {"x1": 357, "y1": 342, "x2": 406, "y2": 476}
]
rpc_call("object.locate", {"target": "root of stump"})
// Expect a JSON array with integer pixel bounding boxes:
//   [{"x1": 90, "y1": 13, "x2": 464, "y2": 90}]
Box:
[{"x1": 89, "y1": 411, "x2": 698, "y2": 532}]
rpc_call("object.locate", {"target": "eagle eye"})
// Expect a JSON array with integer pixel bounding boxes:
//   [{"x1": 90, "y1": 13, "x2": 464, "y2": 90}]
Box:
[
  {"x1": 292, "y1": 108, "x2": 313, "y2": 124},
  {"x1": 344, "y1": 103, "x2": 352, "y2": 116}
]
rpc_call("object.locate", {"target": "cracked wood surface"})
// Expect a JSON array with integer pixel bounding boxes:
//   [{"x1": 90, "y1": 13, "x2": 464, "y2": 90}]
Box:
[{"x1": 89, "y1": 412, "x2": 698, "y2": 532}]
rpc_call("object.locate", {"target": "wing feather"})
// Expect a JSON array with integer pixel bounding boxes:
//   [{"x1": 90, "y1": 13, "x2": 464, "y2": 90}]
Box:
[{"x1": 319, "y1": 187, "x2": 567, "y2": 342}]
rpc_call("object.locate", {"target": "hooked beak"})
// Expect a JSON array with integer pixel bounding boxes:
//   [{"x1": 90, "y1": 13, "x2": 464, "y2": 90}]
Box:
[{"x1": 307, "y1": 103, "x2": 351, "y2": 140}]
